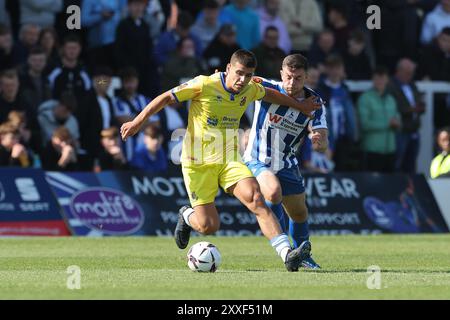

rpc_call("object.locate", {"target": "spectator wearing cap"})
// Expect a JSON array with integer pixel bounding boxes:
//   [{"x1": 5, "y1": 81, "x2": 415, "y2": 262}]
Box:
[
  {"x1": 81, "y1": 0, "x2": 126, "y2": 71},
  {"x1": 20, "y1": 0, "x2": 63, "y2": 28},
  {"x1": 203, "y1": 23, "x2": 241, "y2": 74},
  {"x1": 421, "y1": 0, "x2": 450, "y2": 45},
  {"x1": 358, "y1": 66, "x2": 400, "y2": 173},
  {"x1": 279, "y1": 0, "x2": 323, "y2": 56},
  {"x1": 223, "y1": 0, "x2": 260, "y2": 50},
  {"x1": 115, "y1": 0, "x2": 159, "y2": 98},
  {"x1": 98, "y1": 127, "x2": 129, "y2": 171},
  {"x1": 257, "y1": 0, "x2": 291, "y2": 54},
  {"x1": 251, "y1": 26, "x2": 285, "y2": 80},
  {"x1": 343, "y1": 30, "x2": 372, "y2": 80},
  {"x1": 131, "y1": 124, "x2": 167, "y2": 173},
  {"x1": 41, "y1": 126, "x2": 79, "y2": 171},
  {"x1": 387, "y1": 58, "x2": 424, "y2": 173},
  {"x1": 154, "y1": 11, "x2": 203, "y2": 66},
  {"x1": 316, "y1": 54, "x2": 357, "y2": 171},
  {"x1": 191, "y1": 0, "x2": 223, "y2": 50},
  {"x1": 37, "y1": 91, "x2": 80, "y2": 146},
  {"x1": 47, "y1": 34, "x2": 92, "y2": 101},
  {"x1": 77, "y1": 66, "x2": 118, "y2": 170},
  {"x1": 430, "y1": 127, "x2": 450, "y2": 178}
]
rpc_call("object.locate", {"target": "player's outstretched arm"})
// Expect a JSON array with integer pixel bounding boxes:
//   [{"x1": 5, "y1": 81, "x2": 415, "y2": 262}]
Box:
[
  {"x1": 263, "y1": 87, "x2": 322, "y2": 117},
  {"x1": 311, "y1": 128, "x2": 329, "y2": 153},
  {"x1": 120, "y1": 91, "x2": 176, "y2": 141}
]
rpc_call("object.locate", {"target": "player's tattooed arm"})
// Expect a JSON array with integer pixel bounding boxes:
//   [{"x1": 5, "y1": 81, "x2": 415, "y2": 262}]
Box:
[
  {"x1": 120, "y1": 91, "x2": 177, "y2": 141},
  {"x1": 311, "y1": 128, "x2": 328, "y2": 153},
  {"x1": 263, "y1": 88, "x2": 321, "y2": 117}
]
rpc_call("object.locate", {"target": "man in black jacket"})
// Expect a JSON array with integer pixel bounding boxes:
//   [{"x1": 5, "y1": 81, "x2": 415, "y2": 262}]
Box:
[
  {"x1": 388, "y1": 58, "x2": 424, "y2": 173},
  {"x1": 77, "y1": 66, "x2": 118, "y2": 170},
  {"x1": 114, "y1": 0, "x2": 159, "y2": 98},
  {"x1": 47, "y1": 34, "x2": 92, "y2": 101}
]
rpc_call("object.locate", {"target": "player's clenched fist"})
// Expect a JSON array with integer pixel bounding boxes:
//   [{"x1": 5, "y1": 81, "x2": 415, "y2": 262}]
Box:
[{"x1": 120, "y1": 121, "x2": 140, "y2": 141}]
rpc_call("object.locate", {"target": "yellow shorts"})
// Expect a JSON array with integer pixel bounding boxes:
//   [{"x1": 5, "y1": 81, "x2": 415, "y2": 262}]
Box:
[{"x1": 182, "y1": 161, "x2": 254, "y2": 207}]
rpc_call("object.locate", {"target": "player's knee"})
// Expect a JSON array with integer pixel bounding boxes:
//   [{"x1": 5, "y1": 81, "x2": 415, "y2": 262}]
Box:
[
  {"x1": 265, "y1": 187, "x2": 282, "y2": 204},
  {"x1": 290, "y1": 205, "x2": 308, "y2": 223},
  {"x1": 197, "y1": 220, "x2": 220, "y2": 235},
  {"x1": 247, "y1": 190, "x2": 266, "y2": 213}
]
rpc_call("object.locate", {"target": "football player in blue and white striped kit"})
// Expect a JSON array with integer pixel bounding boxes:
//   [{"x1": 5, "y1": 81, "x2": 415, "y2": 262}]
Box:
[{"x1": 243, "y1": 54, "x2": 328, "y2": 269}]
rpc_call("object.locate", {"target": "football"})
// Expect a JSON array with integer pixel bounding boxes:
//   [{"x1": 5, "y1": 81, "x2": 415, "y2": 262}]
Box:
[{"x1": 187, "y1": 241, "x2": 222, "y2": 272}]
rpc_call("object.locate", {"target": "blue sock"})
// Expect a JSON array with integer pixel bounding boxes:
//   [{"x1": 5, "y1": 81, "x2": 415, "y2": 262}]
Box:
[
  {"x1": 265, "y1": 200, "x2": 286, "y2": 232},
  {"x1": 289, "y1": 218, "x2": 310, "y2": 248}
]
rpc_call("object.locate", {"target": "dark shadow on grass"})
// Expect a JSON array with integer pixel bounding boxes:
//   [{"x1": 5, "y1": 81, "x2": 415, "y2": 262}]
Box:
[{"x1": 304, "y1": 269, "x2": 450, "y2": 274}]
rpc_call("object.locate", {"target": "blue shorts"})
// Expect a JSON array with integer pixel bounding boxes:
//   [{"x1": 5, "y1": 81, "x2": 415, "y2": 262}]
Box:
[{"x1": 245, "y1": 160, "x2": 305, "y2": 196}]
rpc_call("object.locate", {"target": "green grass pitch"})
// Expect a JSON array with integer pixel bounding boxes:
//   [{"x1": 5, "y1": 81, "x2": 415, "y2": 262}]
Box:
[{"x1": 0, "y1": 235, "x2": 449, "y2": 299}]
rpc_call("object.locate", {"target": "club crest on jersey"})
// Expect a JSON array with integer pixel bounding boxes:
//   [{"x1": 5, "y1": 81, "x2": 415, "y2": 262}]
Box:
[
  {"x1": 215, "y1": 95, "x2": 223, "y2": 103},
  {"x1": 287, "y1": 111, "x2": 296, "y2": 120},
  {"x1": 240, "y1": 96, "x2": 247, "y2": 106}
]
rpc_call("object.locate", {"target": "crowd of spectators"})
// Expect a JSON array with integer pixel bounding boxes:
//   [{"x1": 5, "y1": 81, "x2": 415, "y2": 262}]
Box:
[{"x1": 0, "y1": 0, "x2": 449, "y2": 178}]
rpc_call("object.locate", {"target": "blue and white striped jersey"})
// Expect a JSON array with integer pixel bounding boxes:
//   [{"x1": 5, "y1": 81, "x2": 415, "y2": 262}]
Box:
[{"x1": 243, "y1": 78, "x2": 327, "y2": 172}]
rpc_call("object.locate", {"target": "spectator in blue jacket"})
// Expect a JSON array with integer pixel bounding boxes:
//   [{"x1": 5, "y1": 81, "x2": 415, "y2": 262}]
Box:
[
  {"x1": 222, "y1": 0, "x2": 260, "y2": 50},
  {"x1": 81, "y1": 0, "x2": 127, "y2": 70},
  {"x1": 316, "y1": 54, "x2": 357, "y2": 171},
  {"x1": 131, "y1": 124, "x2": 167, "y2": 173},
  {"x1": 154, "y1": 11, "x2": 202, "y2": 66}
]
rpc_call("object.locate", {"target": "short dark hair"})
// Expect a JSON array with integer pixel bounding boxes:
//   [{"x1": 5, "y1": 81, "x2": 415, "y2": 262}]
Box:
[
  {"x1": 62, "y1": 33, "x2": 82, "y2": 46},
  {"x1": 282, "y1": 54, "x2": 308, "y2": 71},
  {"x1": 29, "y1": 46, "x2": 46, "y2": 56},
  {"x1": 437, "y1": 126, "x2": 450, "y2": 137},
  {"x1": 230, "y1": 49, "x2": 257, "y2": 68},
  {"x1": 373, "y1": 65, "x2": 390, "y2": 77},
  {"x1": 0, "y1": 68, "x2": 19, "y2": 80},
  {"x1": 324, "y1": 54, "x2": 344, "y2": 67},
  {"x1": 349, "y1": 30, "x2": 365, "y2": 44},
  {"x1": 119, "y1": 66, "x2": 139, "y2": 81},
  {"x1": 59, "y1": 91, "x2": 77, "y2": 113},
  {"x1": 264, "y1": 25, "x2": 279, "y2": 35},
  {"x1": 93, "y1": 65, "x2": 113, "y2": 77},
  {"x1": 101, "y1": 127, "x2": 119, "y2": 139},
  {"x1": 177, "y1": 11, "x2": 194, "y2": 30},
  {"x1": 441, "y1": 27, "x2": 450, "y2": 36},
  {"x1": 0, "y1": 23, "x2": 11, "y2": 36},
  {"x1": 204, "y1": 0, "x2": 220, "y2": 9},
  {"x1": 144, "y1": 124, "x2": 162, "y2": 139}
]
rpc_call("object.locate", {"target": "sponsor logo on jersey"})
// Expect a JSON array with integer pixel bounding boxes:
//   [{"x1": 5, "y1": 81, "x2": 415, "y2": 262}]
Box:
[{"x1": 268, "y1": 113, "x2": 283, "y2": 124}]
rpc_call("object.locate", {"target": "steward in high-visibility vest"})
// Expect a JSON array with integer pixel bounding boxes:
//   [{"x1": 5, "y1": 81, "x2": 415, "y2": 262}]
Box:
[{"x1": 430, "y1": 127, "x2": 450, "y2": 179}]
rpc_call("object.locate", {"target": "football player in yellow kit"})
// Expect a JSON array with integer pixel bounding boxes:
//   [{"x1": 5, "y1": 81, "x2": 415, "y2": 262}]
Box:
[{"x1": 121, "y1": 50, "x2": 321, "y2": 271}]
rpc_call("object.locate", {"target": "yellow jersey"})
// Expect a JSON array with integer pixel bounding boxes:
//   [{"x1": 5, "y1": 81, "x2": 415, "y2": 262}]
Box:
[{"x1": 171, "y1": 72, "x2": 266, "y2": 165}]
